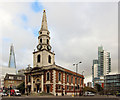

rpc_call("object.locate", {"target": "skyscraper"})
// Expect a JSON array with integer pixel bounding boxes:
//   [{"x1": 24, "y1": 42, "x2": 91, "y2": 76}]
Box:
[
  {"x1": 92, "y1": 46, "x2": 111, "y2": 87},
  {"x1": 8, "y1": 44, "x2": 16, "y2": 68}
]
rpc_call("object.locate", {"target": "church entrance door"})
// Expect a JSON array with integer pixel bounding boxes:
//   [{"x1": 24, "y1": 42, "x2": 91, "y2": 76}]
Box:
[
  {"x1": 37, "y1": 85, "x2": 39, "y2": 93},
  {"x1": 47, "y1": 85, "x2": 50, "y2": 93}
]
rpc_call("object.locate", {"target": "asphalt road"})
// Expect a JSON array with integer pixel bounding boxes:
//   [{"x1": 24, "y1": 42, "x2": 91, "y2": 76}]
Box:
[{"x1": 1, "y1": 96, "x2": 120, "y2": 100}]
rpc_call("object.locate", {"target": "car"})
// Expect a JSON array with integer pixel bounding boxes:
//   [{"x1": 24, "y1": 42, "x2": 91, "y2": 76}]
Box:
[
  {"x1": 116, "y1": 92, "x2": 120, "y2": 96},
  {"x1": 84, "y1": 92, "x2": 95, "y2": 96},
  {"x1": 14, "y1": 89, "x2": 21, "y2": 96},
  {"x1": 1, "y1": 92, "x2": 8, "y2": 96}
]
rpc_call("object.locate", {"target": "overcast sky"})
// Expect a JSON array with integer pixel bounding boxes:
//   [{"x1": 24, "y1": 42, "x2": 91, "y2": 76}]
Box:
[{"x1": 0, "y1": 1, "x2": 118, "y2": 83}]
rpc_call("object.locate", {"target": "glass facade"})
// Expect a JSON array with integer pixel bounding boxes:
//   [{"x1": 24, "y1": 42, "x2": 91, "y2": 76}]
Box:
[{"x1": 104, "y1": 74, "x2": 120, "y2": 93}]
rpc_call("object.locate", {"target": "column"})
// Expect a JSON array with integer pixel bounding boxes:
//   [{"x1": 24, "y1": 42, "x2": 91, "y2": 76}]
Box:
[
  {"x1": 25, "y1": 75, "x2": 27, "y2": 93},
  {"x1": 31, "y1": 76, "x2": 34, "y2": 93},
  {"x1": 41, "y1": 74, "x2": 44, "y2": 92}
]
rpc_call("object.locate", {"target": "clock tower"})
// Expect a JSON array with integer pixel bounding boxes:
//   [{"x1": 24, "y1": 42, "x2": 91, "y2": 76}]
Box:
[{"x1": 33, "y1": 9, "x2": 55, "y2": 67}]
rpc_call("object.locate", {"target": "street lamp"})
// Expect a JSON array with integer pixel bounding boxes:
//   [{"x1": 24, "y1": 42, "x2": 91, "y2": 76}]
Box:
[{"x1": 73, "y1": 61, "x2": 82, "y2": 96}]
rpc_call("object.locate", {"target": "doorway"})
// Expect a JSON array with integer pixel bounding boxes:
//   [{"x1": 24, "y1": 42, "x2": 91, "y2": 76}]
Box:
[
  {"x1": 47, "y1": 85, "x2": 50, "y2": 93},
  {"x1": 37, "y1": 85, "x2": 39, "y2": 93}
]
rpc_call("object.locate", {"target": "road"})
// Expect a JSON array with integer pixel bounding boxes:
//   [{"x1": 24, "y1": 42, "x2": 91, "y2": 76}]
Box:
[{"x1": 1, "y1": 96, "x2": 120, "y2": 100}]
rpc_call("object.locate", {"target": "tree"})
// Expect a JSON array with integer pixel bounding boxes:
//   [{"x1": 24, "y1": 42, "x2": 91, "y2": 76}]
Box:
[
  {"x1": 95, "y1": 83, "x2": 104, "y2": 94},
  {"x1": 17, "y1": 82, "x2": 25, "y2": 94}
]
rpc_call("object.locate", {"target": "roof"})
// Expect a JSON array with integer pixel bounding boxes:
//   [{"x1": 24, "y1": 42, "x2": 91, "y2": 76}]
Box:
[
  {"x1": 4, "y1": 73, "x2": 25, "y2": 81},
  {"x1": 25, "y1": 64, "x2": 84, "y2": 78}
]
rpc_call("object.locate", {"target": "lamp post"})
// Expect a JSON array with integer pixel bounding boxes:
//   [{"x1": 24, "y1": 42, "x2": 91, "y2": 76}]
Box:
[
  {"x1": 73, "y1": 61, "x2": 82, "y2": 96},
  {"x1": 81, "y1": 71, "x2": 84, "y2": 96}
]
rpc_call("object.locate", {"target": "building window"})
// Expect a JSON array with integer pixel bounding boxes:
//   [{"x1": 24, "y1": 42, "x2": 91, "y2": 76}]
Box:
[
  {"x1": 9, "y1": 76, "x2": 13, "y2": 79},
  {"x1": 71, "y1": 76, "x2": 73, "y2": 83},
  {"x1": 37, "y1": 79, "x2": 39, "y2": 82},
  {"x1": 58, "y1": 85, "x2": 61, "y2": 90},
  {"x1": 17, "y1": 77, "x2": 22, "y2": 80},
  {"x1": 67, "y1": 75, "x2": 69, "y2": 83},
  {"x1": 47, "y1": 72, "x2": 50, "y2": 81},
  {"x1": 75, "y1": 78, "x2": 77, "y2": 84},
  {"x1": 28, "y1": 75, "x2": 31, "y2": 82},
  {"x1": 71, "y1": 86, "x2": 73, "y2": 90},
  {"x1": 58, "y1": 73, "x2": 61, "y2": 81},
  {"x1": 37, "y1": 54, "x2": 40, "y2": 63},
  {"x1": 47, "y1": 39, "x2": 49, "y2": 44},
  {"x1": 78, "y1": 78, "x2": 80, "y2": 84},
  {"x1": 48, "y1": 55, "x2": 51, "y2": 63},
  {"x1": 40, "y1": 39, "x2": 42, "y2": 43},
  {"x1": 67, "y1": 86, "x2": 69, "y2": 90}
]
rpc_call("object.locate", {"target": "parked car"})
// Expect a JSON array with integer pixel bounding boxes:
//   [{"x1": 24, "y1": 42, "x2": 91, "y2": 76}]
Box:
[
  {"x1": 84, "y1": 92, "x2": 95, "y2": 96},
  {"x1": 14, "y1": 89, "x2": 21, "y2": 96},
  {"x1": 1, "y1": 92, "x2": 8, "y2": 96},
  {"x1": 116, "y1": 92, "x2": 120, "y2": 96}
]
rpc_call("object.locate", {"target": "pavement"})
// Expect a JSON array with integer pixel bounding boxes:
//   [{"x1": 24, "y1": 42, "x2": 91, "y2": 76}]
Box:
[{"x1": 1, "y1": 95, "x2": 120, "y2": 100}]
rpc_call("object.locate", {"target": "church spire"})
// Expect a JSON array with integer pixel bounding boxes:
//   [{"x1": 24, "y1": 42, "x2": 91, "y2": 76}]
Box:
[{"x1": 40, "y1": 9, "x2": 48, "y2": 31}]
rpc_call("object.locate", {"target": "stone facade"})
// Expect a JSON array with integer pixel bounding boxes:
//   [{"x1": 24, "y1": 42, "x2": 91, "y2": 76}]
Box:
[{"x1": 25, "y1": 9, "x2": 84, "y2": 96}]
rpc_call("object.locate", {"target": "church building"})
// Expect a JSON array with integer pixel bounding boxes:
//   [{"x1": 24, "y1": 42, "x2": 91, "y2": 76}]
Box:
[{"x1": 25, "y1": 9, "x2": 84, "y2": 96}]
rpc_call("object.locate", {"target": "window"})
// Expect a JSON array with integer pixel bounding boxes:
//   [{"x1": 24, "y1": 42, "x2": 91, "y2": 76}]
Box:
[
  {"x1": 47, "y1": 72, "x2": 50, "y2": 81},
  {"x1": 37, "y1": 79, "x2": 39, "y2": 82},
  {"x1": 28, "y1": 75, "x2": 31, "y2": 82},
  {"x1": 71, "y1": 76, "x2": 73, "y2": 83},
  {"x1": 67, "y1": 86, "x2": 69, "y2": 90},
  {"x1": 58, "y1": 73, "x2": 61, "y2": 81},
  {"x1": 78, "y1": 78, "x2": 80, "y2": 84},
  {"x1": 48, "y1": 55, "x2": 51, "y2": 63},
  {"x1": 17, "y1": 77, "x2": 22, "y2": 80},
  {"x1": 58, "y1": 85, "x2": 61, "y2": 90},
  {"x1": 37, "y1": 54, "x2": 40, "y2": 63},
  {"x1": 40, "y1": 39, "x2": 42, "y2": 43},
  {"x1": 67, "y1": 75, "x2": 69, "y2": 83},
  {"x1": 47, "y1": 39, "x2": 49, "y2": 44},
  {"x1": 9, "y1": 76, "x2": 13, "y2": 79},
  {"x1": 71, "y1": 86, "x2": 73, "y2": 90},
  {"x1": 75, "y1": 78, "x2": 77, "y2": 84}
]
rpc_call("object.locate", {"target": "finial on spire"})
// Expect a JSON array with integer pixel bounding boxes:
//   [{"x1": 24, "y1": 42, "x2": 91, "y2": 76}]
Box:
[{"x1": 43, "y1": 9, "x2": 45, "y2": 12}]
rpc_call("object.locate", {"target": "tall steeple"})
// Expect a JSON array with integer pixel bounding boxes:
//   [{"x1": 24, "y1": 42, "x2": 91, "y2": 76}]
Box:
[
  {"x1": 40, "y1": 9, "x2": 48, "y2": 32},
  {"x1": 33, "y1": 9, "x2": 55, "y2": 68},
  {"x1": 8, "y1": 44, "x2": 16, "y2": 68},
  {"x1": 37, "y1": 9, "x2": 51, "y2": 51}
]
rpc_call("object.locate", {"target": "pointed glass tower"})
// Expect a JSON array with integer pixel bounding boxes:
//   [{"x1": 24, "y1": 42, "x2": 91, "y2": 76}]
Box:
[{"x1": 8, "y1": 44, "x2": 16, "y2": 68}]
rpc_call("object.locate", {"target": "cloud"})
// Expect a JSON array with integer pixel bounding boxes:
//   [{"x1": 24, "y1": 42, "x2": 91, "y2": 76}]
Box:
[{"x1": 31, "y1": 1, "x2": 44, "y2": 12}]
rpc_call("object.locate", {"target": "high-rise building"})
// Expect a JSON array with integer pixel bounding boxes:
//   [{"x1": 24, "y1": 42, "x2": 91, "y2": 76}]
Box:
[
  {"x1": 8, "y1": 44, "x2": 16, "y2": 68},
  {"x1": 92, "y1": 46, "x2": 111, "y2": 87}
]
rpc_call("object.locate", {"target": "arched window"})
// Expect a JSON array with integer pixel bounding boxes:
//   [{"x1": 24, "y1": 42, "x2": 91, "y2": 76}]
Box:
[
  {"x1": 37, "y1": 54, "x2": 40, "y2": 63},
  {"x1": 47, "y1": 39, "x2": 49, "y2": 44},
  {"x1": 48, "y1": 55, "x2": 51, "y2": 63},
  {"x1": 47, "y1": 72, "x2": 50, "y2": 81},
  {"x1": 40, "y1": 39, "x2": 42, "y2": 43}
]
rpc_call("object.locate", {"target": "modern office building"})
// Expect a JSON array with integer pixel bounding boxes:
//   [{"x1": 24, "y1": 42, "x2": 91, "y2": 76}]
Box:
[
  {"x1": 25, "y1": 10, "x2": 84, "y2": 96},
  {"x1": 92, "y1": 46, "x2": 111, "y2": 87},
  {"x1": 104, "y1": 74, "x2": 120, "y2": 94}
]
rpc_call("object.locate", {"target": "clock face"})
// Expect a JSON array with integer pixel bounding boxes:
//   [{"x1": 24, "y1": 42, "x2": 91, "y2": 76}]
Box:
[
  {"x1": 47, "y1": 45, "x2": 51, "y2": 50},
  {"x1": 37, "y1": 44, "x2": 42, "y2": 50}
]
